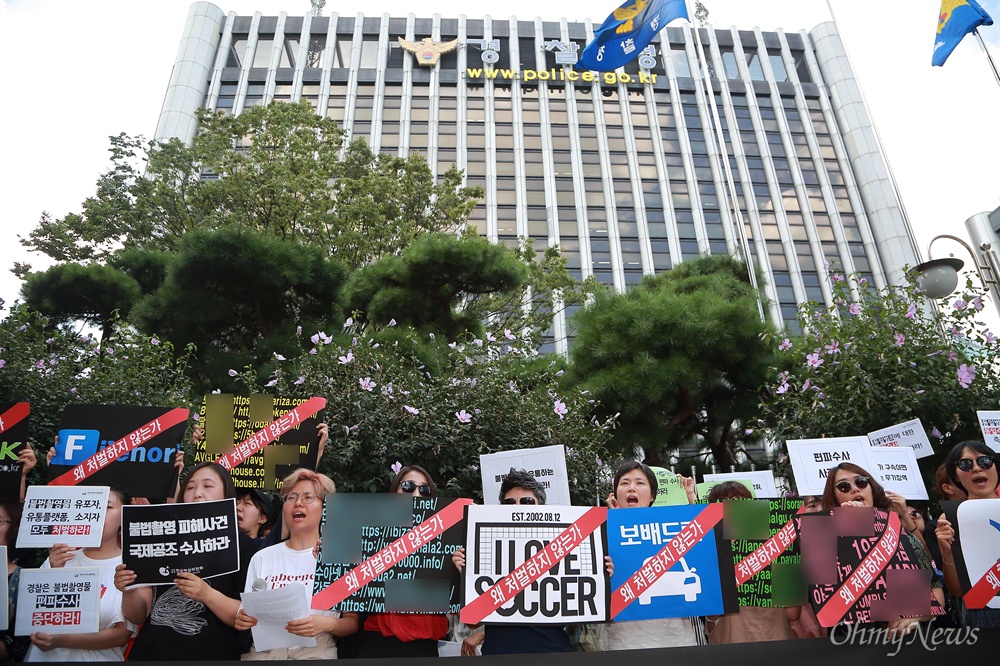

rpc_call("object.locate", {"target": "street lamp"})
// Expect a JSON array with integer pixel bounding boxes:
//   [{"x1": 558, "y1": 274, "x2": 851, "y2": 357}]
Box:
[{"x1": 914, "y1": 234, "x2": 999, "y2": 299}]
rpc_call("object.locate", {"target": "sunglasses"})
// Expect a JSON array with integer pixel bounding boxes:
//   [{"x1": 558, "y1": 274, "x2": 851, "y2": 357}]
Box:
[
  {"x1": 501, "y1": 497, "x2": 538, "y2": 505},
  {"x1": 955, "y1": 455, "x2": 995, "y2": 472},
  {"x1": 834, "y1": 476, "x2": 871, "y2": 494},
  {"x1": 399, "y1": 480, "x2": 432, "y2": 497},
  {"x1": 907, "y1": 510, "x2": 922, "y2": 519}
]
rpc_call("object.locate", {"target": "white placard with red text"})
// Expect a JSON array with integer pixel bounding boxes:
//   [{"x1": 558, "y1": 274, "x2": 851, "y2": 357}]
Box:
[
  {"x1": 15, "y1": 566, "x2": 101, "y2": 636},
  {"x1": 867, "y1": 418, "x2": 933, "y2": 459},
  {"x1": 978, "y1": 411, "x2": 1000, "y2": 449},
  {"x1": 16, "y1": 486, "x2": 109, "y2": 549}
]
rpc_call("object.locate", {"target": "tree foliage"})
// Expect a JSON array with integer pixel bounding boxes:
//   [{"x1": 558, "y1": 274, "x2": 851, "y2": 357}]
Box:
[
  {"x1": 0, "y1": 305, "x2": 195, "y2": 472},
  {"x1": 129, "y1": 228, "x2": 349, "y2": 393},
  {"x1": 347, "y1": 232, "x2": 528, "y2": 340},
  {"x1": 230, "y1": 321, "x2": 615, "y2": 505},
  {"x1": 20, "y1": 263, "x2": 141, "y2": 340},
  {"x1": 757, "y1": 268, "x2": 1000, "y2": 456},
  {"x1": 18, "y1": 101, "x2": 482, "y2": 269},
  {"x1": 568, "y1": 255, "x2": 775, "y2": 469}
]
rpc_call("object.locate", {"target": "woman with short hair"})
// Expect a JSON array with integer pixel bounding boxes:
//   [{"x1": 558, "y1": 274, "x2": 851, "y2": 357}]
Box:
[{"x1": 236, "y1": 468, "x2": 359, "y2": 659}]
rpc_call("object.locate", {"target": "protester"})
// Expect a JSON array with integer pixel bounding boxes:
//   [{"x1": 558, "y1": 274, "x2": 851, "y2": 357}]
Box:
[
  {"x1": 602, "y1": 461, "x2": 704, "y2": 650},
  {"x1": 355, "y1": 464, "x2": 449, "y2": 658},
  {"x1": 0, "y1": 502, "x2": 30, "y2": 662},
  {"x1": 236, "y1": 468, "x2": 358, "y2": 659},
  {"x1": 704, "y1": 481, "x2": 796, "y2": 644},
  {"x1": 25, "y1": 488, "x2": 134, "y2": 662},
  {"x1": 935, "y1": 440, "x2": 1000, "y2": 628},
  {"x1": 236, "y1": 489, "x2": 275, "y2": 547},
  {"x1": 822, "y1": 462, "x2": 944, "y2": 636},
  {"x1": 452, "y1": 469, "x2": 574, "y2": 656},
  {"x1": 115, "y1": 462, "x2": 255, "y2": 661}
]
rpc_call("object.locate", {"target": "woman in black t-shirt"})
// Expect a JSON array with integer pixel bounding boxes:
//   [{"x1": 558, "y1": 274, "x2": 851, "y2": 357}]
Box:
[{"x1": 114, "y1": 462, "x2": 255, "y2": 660}]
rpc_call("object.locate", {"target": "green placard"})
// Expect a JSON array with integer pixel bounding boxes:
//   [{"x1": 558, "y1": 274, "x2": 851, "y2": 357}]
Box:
[{"x1": 648, "y1": 466, "x2": 690, "y2": 506}]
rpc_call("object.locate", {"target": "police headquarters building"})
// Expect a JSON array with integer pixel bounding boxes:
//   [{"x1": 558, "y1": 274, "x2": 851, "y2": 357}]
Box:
[{"x1": 157, "y1": 2, "x2": 920, "y2": 352}]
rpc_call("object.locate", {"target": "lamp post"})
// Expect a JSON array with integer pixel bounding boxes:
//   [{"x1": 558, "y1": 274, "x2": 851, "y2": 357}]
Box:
[{"x1": 914, "y1": 234, "x2": 999, "y2": 303}]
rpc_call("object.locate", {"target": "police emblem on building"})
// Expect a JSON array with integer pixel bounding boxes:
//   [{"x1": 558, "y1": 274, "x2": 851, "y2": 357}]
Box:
[{"x1": 398, "y1": 37, "x2": 459, "y2": 66}]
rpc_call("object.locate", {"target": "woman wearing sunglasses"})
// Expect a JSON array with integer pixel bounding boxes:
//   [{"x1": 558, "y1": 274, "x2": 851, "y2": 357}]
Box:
[
  {"x1": 821, "y1": 462, "x2": 944, "y2": 636},
  {"x1": 236, "y1": 468, "x2": 359, "y2": 658},
  {"x1": 935, "y1": 441, "x2": 1000, "y2": 628},
  {"x1": 354, "y1": 465, "x2": 450, "y2": 658}
]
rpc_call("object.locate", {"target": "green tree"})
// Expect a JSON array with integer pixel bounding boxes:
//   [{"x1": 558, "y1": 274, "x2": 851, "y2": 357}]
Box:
[
  {"x1": 568, "y1": 255, "x2": 775, "y2": 469},
  {"x1": 230, "y1": 321, "x2": 614, "y2": 505},
  {"x1": 757, "y1": 268, "x2": 999, "y2": 458},
  {"x1": 20, "y1": 263, "x2": 141, "y2": 340},
  {"x1": 129, "y1": 227, "x2": 349, "y2": 393},
  {"x1": 0, "y1": 304, "x2": 195, "y2": 478},
  {"x1": 346, "y1": 232, "x2": 528, "y2": 340},
  {"x1": 18, "y1": 102, "x2": 482, "y2": 270}
]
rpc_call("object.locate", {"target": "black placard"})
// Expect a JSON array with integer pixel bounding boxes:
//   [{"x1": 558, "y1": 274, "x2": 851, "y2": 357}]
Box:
[
  {"x1": 121, "y1": 498, "x2": 240, "y2": 585},
  {"x1": 0, "y1": 402, "x2": 29, "y2": 502},
  {"x1": 47, "y1": 404, "x2": 186, "y2": 500},
  {"x1": 194, "y1": 394, "x2": 324, "y2": 490},
  {"x1": 314, "y1": 495, "x2": 464, "y2": 614}
]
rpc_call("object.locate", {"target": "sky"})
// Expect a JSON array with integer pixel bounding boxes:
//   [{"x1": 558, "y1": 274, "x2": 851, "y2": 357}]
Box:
[{"x1": 1, "y1": 0, "x2": 998, "y2": 330}]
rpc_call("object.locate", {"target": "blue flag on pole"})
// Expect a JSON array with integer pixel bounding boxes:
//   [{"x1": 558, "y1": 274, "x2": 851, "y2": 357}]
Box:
[
  {"x1": 577, "y1": 0, "x2": 689, "y2": 72},
  {"x1": 932, "y1": 0, "x2": 994, "y2": 66}
]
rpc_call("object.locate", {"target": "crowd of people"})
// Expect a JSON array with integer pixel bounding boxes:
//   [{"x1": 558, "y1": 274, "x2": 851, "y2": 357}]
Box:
[{"x1": 0, "y1": 436, "x2": 996, "y2": 661}]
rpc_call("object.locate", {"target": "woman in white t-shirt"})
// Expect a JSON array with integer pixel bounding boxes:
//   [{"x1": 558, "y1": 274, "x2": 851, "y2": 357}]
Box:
[
  {"x1": 236, "y1": 469, "x2": 359, "y2": 659},
  {"x1": 25, "y1": 488, "x2": 134, "y2": 662}
]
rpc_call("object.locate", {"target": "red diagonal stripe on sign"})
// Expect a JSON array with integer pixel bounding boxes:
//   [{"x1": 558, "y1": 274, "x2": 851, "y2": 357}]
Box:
[
  {"x1": 460, "y1": 506, "x2": 607, "y2": 625},
  {"x1": 311, "y1": 498, "x2": 472, "y2": 611},
  {"x1": 734, "y1": 503, "x2": 808, "y2": 586},
  {"x1": 0, "y1": 402, "x2": 30, "y2": 435},
  {"x1": 964, "y1": 558, "x2": 1000, "y2": 609},
  {"x1": 610, "y1": 502, "x2": 724, "y2": 619},
  {"x1": 816, "y1": 511, "x2": 901, "y2": 627},
  {"x1": 215, "y1": 397, "x2": 326, "y2": 471},
  {"x1": 49, "y1": 407, "x2": 190, "y2": 487}
]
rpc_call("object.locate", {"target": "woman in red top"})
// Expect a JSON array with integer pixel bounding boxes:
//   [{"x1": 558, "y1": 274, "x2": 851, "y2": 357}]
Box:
[{"x1": 354, "y1": 465, "x2": 450, "y2": 658}]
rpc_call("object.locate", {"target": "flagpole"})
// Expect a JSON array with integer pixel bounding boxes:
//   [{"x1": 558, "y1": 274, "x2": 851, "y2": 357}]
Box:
[
  {"x1": 685, "y1": 1, "x2": 767, "y2": 323},
  {"x1": 973, "y1": 28, "x2": 1000, "y2": 88}
]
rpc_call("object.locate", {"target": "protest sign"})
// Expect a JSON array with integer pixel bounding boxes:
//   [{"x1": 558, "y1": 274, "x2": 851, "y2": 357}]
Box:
[
  {"x1": 0, "y1": 402, "x2": 29, "y2": 502},
  {"x1": 696, "y1": 480, "x2": 755, "y2": 502},
  {"x1": 803, "y1": 508, "x2": 941, "y2": 626},
  {"x1": 121, "y1": 499, "x2": 240, "y2": 586},
  {"x1": 15, "y1": 566, "x2": 101, "y2": 636},
  {"x1": 47, "y1": 405, "x2": 188, "y2": 499},
  {"x1": 195, "y1": 394, "x2": 325, "y2": 490},
  {"x1": 460, "y1": 504, "x2": 608, "y2": 624},
  {"x1": 978, "y1": 410, "x2": 1000, "y2": 448},
  {"x1": 704, "y1": 470, "x2": 779, "y2": 498},
  {"x1": 867, "y1": 418, "x2": 933, "y2": 459},
  {"x1": 479, "y1": 445, "x2": 571, "y2": 506},
  {"x1": 16, "y1": 486, "x2": 108, "y2": 549},
  {"x1": 864, "y1": 446, "x2": 928, "y2": 500},
  {"x1": 313, "y1": 495, "x2": 466, "y2": 614},
  {"x1": 956, "y1": 499, "x2": 1000, "y2": 610},
  {"x1": 607, "y1": 504, "x2": 734, "y2": 621},
  {"x1": 649, "y1": 467, "x2": 690, "y2": 506},
  {"x1": 729, "y1": 498, "x2": 805, "y2": 607},
  {"x1": 785, "y1": 436, "x2": 871, "y2": 496}
]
